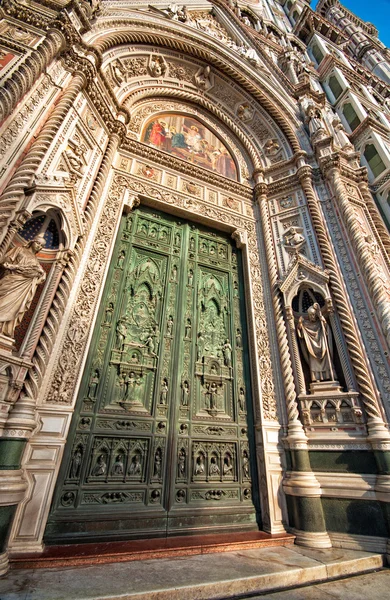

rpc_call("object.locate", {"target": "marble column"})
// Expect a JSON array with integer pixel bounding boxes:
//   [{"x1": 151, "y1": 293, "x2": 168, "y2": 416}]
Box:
[{"x1": 254, "y1": 173, "x2": 331, "y2": 548}]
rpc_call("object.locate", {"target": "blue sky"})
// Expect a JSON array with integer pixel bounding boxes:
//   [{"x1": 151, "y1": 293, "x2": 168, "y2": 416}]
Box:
[{"x1": 313, "y1": 0, "x2": 390, "y2": 47}]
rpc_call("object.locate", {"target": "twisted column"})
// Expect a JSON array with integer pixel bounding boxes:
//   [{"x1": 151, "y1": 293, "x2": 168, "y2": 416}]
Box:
[
  {"x1": 255, "y1": 176, "x2": 330, "y2": 547},
  {"x1": 297, "y1": 164, "x2": 389, "y2": 442},
  {"x1": 327, "y1": 168, "x2": 390, "y2": 348},
  {"x1": 254, "y1": 181, "x2": 306, "y2": 446},
  {"x1": 0, "y1": 73, "x2": 86, "y2": 253},
  {"x1": 0, "y1": 30, "x2": 66, "y2": 123}
]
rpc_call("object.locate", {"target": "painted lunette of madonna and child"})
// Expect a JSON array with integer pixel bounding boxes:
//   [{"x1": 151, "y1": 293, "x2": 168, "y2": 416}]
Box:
[{"x1": 141, "y1": 114, "x2": 238, "y2": 180}]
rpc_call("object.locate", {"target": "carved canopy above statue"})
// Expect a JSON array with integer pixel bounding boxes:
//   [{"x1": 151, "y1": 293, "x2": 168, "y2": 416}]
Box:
[{"x1": 141, "y1": 113, "x2": 238, "y2": 180}]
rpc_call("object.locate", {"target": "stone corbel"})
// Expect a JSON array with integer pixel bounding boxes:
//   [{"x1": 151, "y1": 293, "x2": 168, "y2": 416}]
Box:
[
  {"x1": 231, "y1": 229, "x2": 248, "y2": 248},
  {"x1": 123, "y1": 191, "x2": 141, "y2": 213}
]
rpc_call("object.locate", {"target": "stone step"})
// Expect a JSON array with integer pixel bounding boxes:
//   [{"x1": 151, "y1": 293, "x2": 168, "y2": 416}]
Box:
[
  {"x1": 1, "y1": 545, "x2": 385, "y2": 600},
  {"x1": 10, "y1": 531, "x2": 295, "y2": 569}
]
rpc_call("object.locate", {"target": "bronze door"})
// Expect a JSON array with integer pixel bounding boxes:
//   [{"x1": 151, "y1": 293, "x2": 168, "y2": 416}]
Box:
[{"x1": 46, "y1": 206, "x2": 260, "y2": 543}]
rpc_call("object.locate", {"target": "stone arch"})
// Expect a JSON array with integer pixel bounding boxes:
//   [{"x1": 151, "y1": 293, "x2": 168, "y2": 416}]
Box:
[{"x1": 86, "y1": 17, "x2": 303, "y2": 154}]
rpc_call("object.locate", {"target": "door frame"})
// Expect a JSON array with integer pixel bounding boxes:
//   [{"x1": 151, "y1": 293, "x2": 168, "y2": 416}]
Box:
[{"x1": 8, "y1": 169, "x2": 288, "y2": 554}]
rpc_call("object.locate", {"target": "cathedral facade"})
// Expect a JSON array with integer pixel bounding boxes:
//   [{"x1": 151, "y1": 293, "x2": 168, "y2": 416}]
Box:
[{"x1": 0, "y1": 0, "x2": 390, "y2": 576}]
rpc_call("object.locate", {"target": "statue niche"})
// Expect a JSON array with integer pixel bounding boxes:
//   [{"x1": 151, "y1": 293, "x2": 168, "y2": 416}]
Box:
[
  {"x1": 293, "y1": 292, "x2": 341, "y2": 395},
  {"x1": 297, "y1": 302, "x2": 336, "y2": 385},
  {"x1": 0, "y1": 235, "x2": 46, "y2": 341}
]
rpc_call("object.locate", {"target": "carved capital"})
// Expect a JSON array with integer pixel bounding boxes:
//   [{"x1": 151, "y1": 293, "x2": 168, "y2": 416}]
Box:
[
  {"x1": 56, "y1": 249, "x2": 74, "y2": 268},
  {"x1": 254, "y1": 182, "x2": 268, "y2": 199},
  {"x1": 296, "y1": 164, "x2": 313, "y2": 183}
]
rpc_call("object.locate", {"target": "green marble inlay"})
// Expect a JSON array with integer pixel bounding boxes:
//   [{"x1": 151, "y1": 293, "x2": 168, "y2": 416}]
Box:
[
  {"x1": 322, "y1": 497, "x2": 388, "y2": 537},
  {"x1": 309, "y1": 451, "x2": 377, "y2": 474},
  {"x1": 0, "y1": 439, "x2": 26, "y2": 470},
  {"x1": 286, "y1": 495, "x2": 327, "y2": 533},
  {"x1": 0, "y1": 505, "x2": 16, "y2": 553}
]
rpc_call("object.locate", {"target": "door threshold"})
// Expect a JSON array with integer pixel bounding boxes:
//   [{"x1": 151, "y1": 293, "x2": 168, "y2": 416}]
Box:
[{"x1": 10, "y1": 531, "x2": 295, "y2": 569}]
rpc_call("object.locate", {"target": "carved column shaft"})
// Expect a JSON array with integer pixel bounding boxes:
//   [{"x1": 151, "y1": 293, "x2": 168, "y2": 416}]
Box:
[
  {"x1": 254, "y1": 183, "x2": 306, "y2": 443},
  {"x1": 327, "y1": 168, "x2": 390, "y2": 348},
  {"x1": 285, "y1": 309, "x2": 306, "y2": 396},
  {"x1": 0, "y1": 73, "x2": 86, "y2": 254},
  {"x1": 297, "y1": 165, "x2": 388, "y2": 435},
  {"x1": 0, "y1": 30, "x2": 66, "y2": 123}
]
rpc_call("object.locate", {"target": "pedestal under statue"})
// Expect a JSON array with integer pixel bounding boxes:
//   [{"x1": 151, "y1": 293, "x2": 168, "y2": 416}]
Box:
[{"x1": 0, "y1": 235, "x2": 46, "y2": 340}]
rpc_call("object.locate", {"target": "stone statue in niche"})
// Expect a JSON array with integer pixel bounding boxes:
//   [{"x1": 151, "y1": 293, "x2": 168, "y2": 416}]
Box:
[
  {"x1": 305, "y1": 103, "x2": 326, "y2": 139},
  {"x1": 117, "y1": 250, "x2": 125, "y2": 268},
  {"x1": 87, "y1": 369, "x2": 99, "y2": 399},
  {"x1": 111, "y1": 455, "x2": 124, "y2": 475},
  {"x1": 207, "y1": 382, "x2": 218, "y2": 410},
  {"x1": 209, "y1": 456, "x2": 220, "y2": 475},
  {"x1": 92, "y1": 454, "x2": 107, "y2": 476},
  {"x1": 70, "y1": 447, "x2": 83, "y2": 479},
  {"x1": 297, "y1": 303, "x2": 336, "y2": 383},
  {"x1": 129, "y1": 454, "x2": 142, "y2": 475},
  {"x1": 332, "y1": 113, "x2": 354, "y2": 151},
  {"x1": 197, "y1": 332, "x2": 205, "y2": 361},
  {"x1": 143, "y1": 328, "x2": 158, "y2": 356},
  {"x1": 111, "y1": 59, "x2": 126, "y2": 85},
  {"x1": 149, "y1": 55, "x2": 168, "y2": 78},
  {"x1": 0, "y1": 235, "x2": 46, "y2": 339},
  {"x1": 181, "y1": 380, "x2": 190, "y2": 406},
  {"x1": 188, "y1": 269, "x2": 194, "y2": 286},
  {"x1": 236, "y1": 328, "x2": 242, "y2": 348}
]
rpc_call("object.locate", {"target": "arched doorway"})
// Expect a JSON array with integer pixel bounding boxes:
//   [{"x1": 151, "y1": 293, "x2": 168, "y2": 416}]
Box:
[{"x1": 45, "y1": 205, "x2": 260, "y2": 543}]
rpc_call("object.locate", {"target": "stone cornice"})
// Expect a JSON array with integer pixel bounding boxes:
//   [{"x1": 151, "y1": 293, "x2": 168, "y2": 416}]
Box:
[
  {"x1": 119, "y1": 138, "x2": 253, "y2": 198},
  {"x1": 349, "y1": 116, "x2": 390, "y2": 146},
  {"x1": 293, "y1": 5, "x2": 347, "y2": 45},
  {"x1": 318, "y1": 55, "x2": 390, "y2": 99}
]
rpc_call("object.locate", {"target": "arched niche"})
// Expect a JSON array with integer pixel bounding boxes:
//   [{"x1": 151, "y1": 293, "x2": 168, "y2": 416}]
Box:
[{"x1": 11, "y1": 209, "x2": 67, "y2": 353}]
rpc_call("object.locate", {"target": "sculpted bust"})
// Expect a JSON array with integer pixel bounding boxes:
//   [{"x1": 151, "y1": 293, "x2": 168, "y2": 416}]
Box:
[{"x1": 0, "y1": 235, "x2": 46, "y2": 339}]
